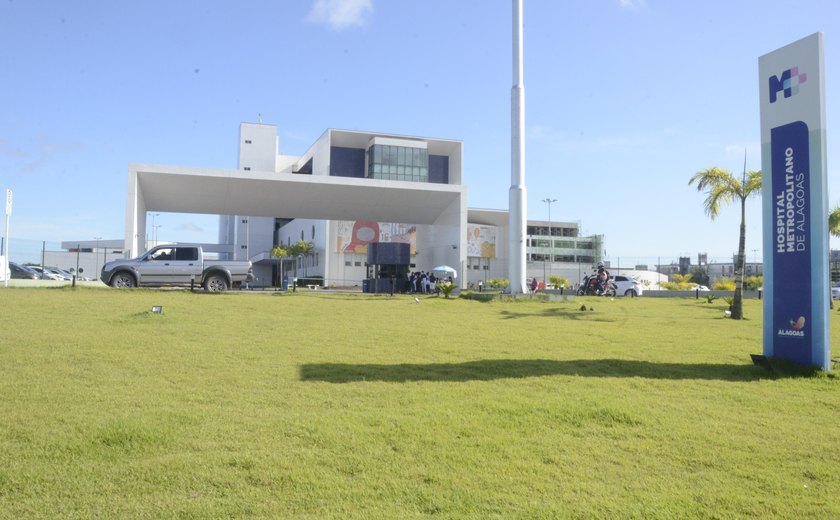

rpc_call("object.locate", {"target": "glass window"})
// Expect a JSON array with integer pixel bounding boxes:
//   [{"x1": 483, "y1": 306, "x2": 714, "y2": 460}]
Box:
[
  {"x1": 174, "y1": 248, "x2": 198, "y2": 261},
  {"x1": 366, "y1": 144, "x2": 429, "y2": 183}
]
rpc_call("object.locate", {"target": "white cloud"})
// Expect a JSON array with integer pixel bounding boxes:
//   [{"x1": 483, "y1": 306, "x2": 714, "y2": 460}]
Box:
[
  {"x1": 177, "y1": 222, "x2": 205, "y2": 233},
  {"x1": 307, "y1": 0, "x2": 373, "y2": 30},
  {"x1": 619, "y1": 0, "x2": 645, "y2": 9}
]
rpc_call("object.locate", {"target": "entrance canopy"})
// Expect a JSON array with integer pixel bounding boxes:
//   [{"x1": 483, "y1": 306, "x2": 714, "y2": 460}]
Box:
[{"x1": 125, "y1": 164, "x2": 466, "y2": 257}]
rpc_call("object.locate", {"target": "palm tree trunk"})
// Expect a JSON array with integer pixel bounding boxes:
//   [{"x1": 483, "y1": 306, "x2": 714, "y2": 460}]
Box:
[{"x1": 732, "y1": 198, "x2": 747, "y2": 319}]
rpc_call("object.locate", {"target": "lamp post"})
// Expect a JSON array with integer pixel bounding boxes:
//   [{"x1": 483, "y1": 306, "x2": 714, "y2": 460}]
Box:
[
  {"x1": 542, "y1": 198, "x2": 557, "y2": 286},
  {"x1": 94, "y1": 237, "x2": 102, "y2": 278},
  {"x1": 151, "y1": 213, "x2": 161, "y2": 245}
]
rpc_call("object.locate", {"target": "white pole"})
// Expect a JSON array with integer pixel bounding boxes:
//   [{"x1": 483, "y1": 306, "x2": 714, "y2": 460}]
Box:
[
  {"x1": 3, "y1": 189, "x2": 11, "y2": 288},
  {"x1": 508, "y1": 0, "x2": 527, "y2": 294},
  {"x1": 543, "y1": 197, "x2": 556, "y2": 284}
]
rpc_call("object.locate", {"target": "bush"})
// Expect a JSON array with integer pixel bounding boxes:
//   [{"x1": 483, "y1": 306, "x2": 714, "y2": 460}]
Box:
[
  {"x1": 459, "y1": 291, "x2": 497, "y2": 302},
  {"x1": 548, "y1": 275, "x2": 570, "y2": 289},
  {"x1": 487, "y1": 278, "x2": 509, "y2": 289},
  {"x1": 436, "y1": 282, "x2": 457, "y2": 299},
  {"x1": 744, "y1": 275, "x2": 763, "y2": 291},
  {"x1": 713, "y1": 277, "x2": 736, "y2": 291}
]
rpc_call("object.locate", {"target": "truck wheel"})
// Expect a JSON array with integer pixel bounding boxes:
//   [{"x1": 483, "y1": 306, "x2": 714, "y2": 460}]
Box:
[
  {"x1": 204, "y1": 274, "x2": 228, "y2": 292},
  {"x1": 110, "y1": 272, "x2": 135, "y2": 288}
]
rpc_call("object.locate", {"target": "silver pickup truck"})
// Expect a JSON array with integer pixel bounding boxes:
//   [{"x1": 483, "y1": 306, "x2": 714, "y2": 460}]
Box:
[{"x1": 100, "y1": 244, "x2": 253, "y2": 292}]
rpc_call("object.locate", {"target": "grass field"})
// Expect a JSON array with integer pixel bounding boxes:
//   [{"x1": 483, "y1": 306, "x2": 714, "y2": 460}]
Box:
[{"x1": 1, "y1": 287, "x2": 839, "y2": 519}]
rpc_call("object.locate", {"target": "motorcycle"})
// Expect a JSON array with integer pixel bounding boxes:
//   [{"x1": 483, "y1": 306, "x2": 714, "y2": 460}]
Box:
[{"x1": 577, "y1": 273, "x2": 617, "y2": 296}]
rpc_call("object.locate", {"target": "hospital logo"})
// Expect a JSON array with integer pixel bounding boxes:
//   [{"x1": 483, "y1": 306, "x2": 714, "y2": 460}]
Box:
[
  {"x1": 769, "y1": 67, "x2": 807, "y2": 103},
  {"x1": 777, "y1": 316, "x2": 806, "y2": 337}
]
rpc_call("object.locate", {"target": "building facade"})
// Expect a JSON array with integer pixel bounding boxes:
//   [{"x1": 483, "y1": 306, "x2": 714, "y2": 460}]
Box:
[{"x1": 106, "y1": 121, "x2": 610, "y2": 290}]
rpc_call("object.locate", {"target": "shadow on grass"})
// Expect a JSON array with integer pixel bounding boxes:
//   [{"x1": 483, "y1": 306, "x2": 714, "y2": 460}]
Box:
[
  {"x1": 300, "y1": 358, "x2": 772, "y2": 383},
  {"x1": 500, "y1": 307, "x2": 614, "y2": 321}
]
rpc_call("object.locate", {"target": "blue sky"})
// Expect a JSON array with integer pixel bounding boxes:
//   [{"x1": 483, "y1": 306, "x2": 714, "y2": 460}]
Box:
[{"x1": 1, "y1": 0, "x2": 838, "y2": 265}]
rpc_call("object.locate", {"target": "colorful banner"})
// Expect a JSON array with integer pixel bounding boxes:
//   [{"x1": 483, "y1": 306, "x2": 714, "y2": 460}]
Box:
[
  {"x1": 467, "y1": 224, "x2": 497, "y2": 258},
  {"x1": 759, "y1": 33, "x2": 830, "y2": 370},
  {"x1": 335, "y1": 221, "x2": 416, "y2": 255}
]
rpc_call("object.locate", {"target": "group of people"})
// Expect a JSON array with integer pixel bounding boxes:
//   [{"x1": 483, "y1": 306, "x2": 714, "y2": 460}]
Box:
[
  {"x1": 406, "y1": 271, "x2": 453, "y2": 294},
  {"x1": 408, "y1": 271, "x2": 437, "y2": 294}
]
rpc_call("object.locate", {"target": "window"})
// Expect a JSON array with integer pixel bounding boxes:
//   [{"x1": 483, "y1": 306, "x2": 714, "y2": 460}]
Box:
[
  {"x1": 244, "y1": 167, "x2": 251, "y2": 171},
  {"x1": 312, "y1": 225, "x2": 315, "y2": 240},
  {"x1": 150, "y1": 248, "x2": 174, "y2": 261},
  {"x1": 175, "y1": 248, "x2": 198, "y2": 261},
  {"x1": 367, "y1": 144, "x2": 428, "y2": 182},
  {"x1": 245, "y1": 140, "x2": 252, "y2": 144}
]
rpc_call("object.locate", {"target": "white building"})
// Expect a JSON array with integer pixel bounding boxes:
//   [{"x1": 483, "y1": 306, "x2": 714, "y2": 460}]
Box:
[
  {"x1": 98, "y1": 121, "x2": 609, "y2": 290},
  {"x1": 124, "y1": 122, "x2": 466, "y2": 288}
]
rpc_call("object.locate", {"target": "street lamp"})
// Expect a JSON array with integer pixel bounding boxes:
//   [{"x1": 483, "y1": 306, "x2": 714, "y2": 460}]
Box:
[
  {"x1": 151, "y1": 213, "x2": 161, "y2": 244},
  {"x1": 153, "y1": 224, "x2": 162, "y2": 245},
  {"x1": 542, "y1": 198, "x2": 557, "y2": 285},
  {"x1": 94, "y1": 237, "x2": 102, "y2": 278}
]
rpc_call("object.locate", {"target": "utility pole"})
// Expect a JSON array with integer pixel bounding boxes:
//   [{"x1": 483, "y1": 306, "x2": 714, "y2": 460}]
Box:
[
  {"x1": 508, "y1": 0, "x2": 527, "y2": 294},
  {"x1": 542, "y1": 198, "x2": 556, "y2": 284}
]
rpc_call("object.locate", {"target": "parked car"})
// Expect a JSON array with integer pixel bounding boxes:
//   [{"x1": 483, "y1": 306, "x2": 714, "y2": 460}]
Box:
[
  {"x1": 45, "y1": 266, "x2": 76, "y2": 280},
  {"x1": 690, "y1": 284, "x2": 711, "y2": 292},
  {"x1": 27, "y1": 266, "x2": 63, "y2": 280},
  {"x1": 100, "y1": 244, "x2": 253, "y2": 291},
  {"x1": 612, "y1": 274, "x2": 643, "y2": 297},
  {"x1": 832, "y1": 285, "x2": 840, "y2": 300},
  {"x1": 8, "y1": 262, "x2": 39, "y2": 279}
]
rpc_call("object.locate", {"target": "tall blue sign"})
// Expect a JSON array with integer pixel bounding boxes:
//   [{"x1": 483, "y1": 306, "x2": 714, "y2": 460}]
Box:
[{"x1": 759, "y1": 34, "x2": 830, "y2": 370}]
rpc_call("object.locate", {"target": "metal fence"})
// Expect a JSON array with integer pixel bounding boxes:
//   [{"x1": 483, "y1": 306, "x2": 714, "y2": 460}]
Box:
[{"x1": 2, "y1": 237, "x2": 128, "y2": 280}]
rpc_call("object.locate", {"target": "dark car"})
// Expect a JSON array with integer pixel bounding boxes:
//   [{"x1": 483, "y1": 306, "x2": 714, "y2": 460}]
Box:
[{"x1": 9, "y1": 262, "x2": 39, "y2": 279}]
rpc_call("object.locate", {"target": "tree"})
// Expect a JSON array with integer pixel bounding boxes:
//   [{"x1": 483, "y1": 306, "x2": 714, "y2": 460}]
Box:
[
  {"x1": 689, "y1": 266, "x2": 710, "y2": 288},
  {"x1": 288, "y1": 240, "x2": 315, "y2": 279},
  {"x1": 689, "y1": 166, "x2": 761, "y2": 319},
  {"x1": 829, "y1": 206, "x2": 840, "y2": 309},
  {"x1": 270, "y1": 244, "x2": 291, "y2": 288}
]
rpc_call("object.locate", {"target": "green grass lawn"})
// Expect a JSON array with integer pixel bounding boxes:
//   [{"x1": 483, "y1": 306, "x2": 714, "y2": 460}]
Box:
[{"x1": 1, "y1": 287, "x2": 839, "y2": 519}]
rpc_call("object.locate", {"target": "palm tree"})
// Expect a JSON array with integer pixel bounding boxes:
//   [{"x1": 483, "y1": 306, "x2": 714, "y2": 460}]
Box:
[
  {"x1": 288, "y1": 240, "x2": 315, "y2": 279},
  {"x1": 689, "y1": 166, "x2": 762, "y2": 319},
  {"x1": 829, "y1": 206, "x2": 840, "y2": 309},
  {"x1": 830, "y1": 206, "x2": 840, "y2": 237},
  {"x1": 270, "y1": 244, "x2": 291, "y2": 288}
]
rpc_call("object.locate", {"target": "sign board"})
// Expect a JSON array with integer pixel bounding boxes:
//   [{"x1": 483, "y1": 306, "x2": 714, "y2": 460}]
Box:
[{"x1": 759, "y1": 33, "x2": 830, "y2": 370}]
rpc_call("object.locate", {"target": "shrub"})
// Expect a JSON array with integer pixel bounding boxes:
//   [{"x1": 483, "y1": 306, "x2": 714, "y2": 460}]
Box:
[
  {"x1": 713, "y1": 277, "x2": 736, "y2": 291},
  {"x1": 744, "y1": 275, "x2": 763, "y2": 291},
  {"x1": 459, "y1": 291, "x2": 497, "y2": 302},
  {"x1": 548, "y1": 275, "x2": 570, "y2": 289},
  {"x1": 436, "y1": 282, "x2": 457, "y2": 299},
  {"x1": 487, "y1": 278, "x2": 509, "y2": 289}
]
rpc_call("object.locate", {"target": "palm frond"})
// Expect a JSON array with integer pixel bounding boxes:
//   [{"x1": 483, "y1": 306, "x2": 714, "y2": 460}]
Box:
[{"x1": 829, "y1": 206, "x2": 840, "y2": 238}]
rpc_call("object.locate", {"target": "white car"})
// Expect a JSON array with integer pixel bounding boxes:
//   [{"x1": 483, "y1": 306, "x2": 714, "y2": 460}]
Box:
[
  {"x1": 612, "y1": 274, "x2": 643, "y2": 297},
  {"x1": 832, "y1": 285, "x2": 840, "y2": 300},
  {"x1": 28, "y1": 266, "x2": 63, "y2": 280}
]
